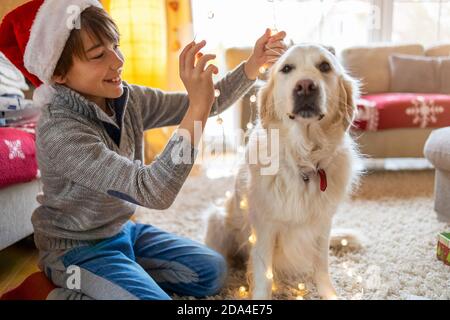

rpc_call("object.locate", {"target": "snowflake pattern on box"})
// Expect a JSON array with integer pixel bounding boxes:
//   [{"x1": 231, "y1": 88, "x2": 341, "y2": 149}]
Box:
[
  {"x1": 406, "y1": 96, "x2": 444, "y2": 128},
  {"x1": 355, "y1": 99, "x2": 379, "y2": 131},
  {"x1": 4, "y1": 139, "x2": 25, "y2": 160}
]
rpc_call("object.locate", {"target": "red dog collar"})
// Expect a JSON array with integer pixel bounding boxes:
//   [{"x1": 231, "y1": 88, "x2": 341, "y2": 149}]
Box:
[
  {"x1": 301, "y1": 168, "x2": 327, "y2": 192},
  {"x1": 318, "y1": 169, "x2": 327, "y2": 192}
]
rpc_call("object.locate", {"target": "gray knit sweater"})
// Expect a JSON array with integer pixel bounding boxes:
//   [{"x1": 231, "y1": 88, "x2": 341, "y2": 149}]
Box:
[{"x1": 32, "y1": 62, "x2": 254, "y2": 251}]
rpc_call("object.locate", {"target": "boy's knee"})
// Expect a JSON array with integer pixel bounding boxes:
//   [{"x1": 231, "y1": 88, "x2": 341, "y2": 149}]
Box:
[
  {"x1": 200, "y1": 252, "x2": 228, "y2": 296},
  {"x1": 137, "y1": 289, "x2": 172, "y2": 300}
]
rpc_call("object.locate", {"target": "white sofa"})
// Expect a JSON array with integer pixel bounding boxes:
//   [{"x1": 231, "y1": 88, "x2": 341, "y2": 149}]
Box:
[
  {"x1": 0, "y1": 53, "x2": 39, "y2": 250},
  {"x1": 424, "y1": 127, "x2": 450, "y2": 222},
  {"x1": 340, "y1": 43, "x2": 450, "y2": 158},
  {"x1": 0, "y1": 179, "x2": 40, "y2": 250}
]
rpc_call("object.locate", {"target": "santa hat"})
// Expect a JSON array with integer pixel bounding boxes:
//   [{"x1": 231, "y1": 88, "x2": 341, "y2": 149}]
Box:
[{"x1": 0, "y1": 0, "x2": 102, "y2": 88}]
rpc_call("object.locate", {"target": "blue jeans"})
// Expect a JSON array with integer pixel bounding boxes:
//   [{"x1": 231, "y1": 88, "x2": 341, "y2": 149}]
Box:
[{"x1": 42, "y1": 221, "x2": 227, "y2": 300}]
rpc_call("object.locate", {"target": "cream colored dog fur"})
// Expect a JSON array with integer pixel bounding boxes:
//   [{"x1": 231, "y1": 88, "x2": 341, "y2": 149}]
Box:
[{"x1": 205, "y1": 44, "x2": 363, "y2": 300}]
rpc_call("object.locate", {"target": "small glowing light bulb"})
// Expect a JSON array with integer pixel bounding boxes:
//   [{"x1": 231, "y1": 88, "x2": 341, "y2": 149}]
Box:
[
  {"x1": 259, "y1": 66, "x2": 266, "y2": 74},
  {"x1": 247, "y1": 122, "x2": 254, "y2": 130},
  {"x1": 250, "y1": 95, "x2": 257, "y2": 103},
  {"x1": 298, "y1": 283, "x2": 306, "y2": 291},
  {"x1": 214, "y1": 89, "x2": 221, "y2": 97},
  {"x1": 238, "y1": 286, "x2": 247, "y2": 298},
  {"x1": 341, "y1": 239, "x2": 348, "y2": 247},
  {"x1": 270, "y1": 28, "x2": 278, "y2": 36},
  {"x1": 272, "y1": 283, "x2": 277, "y2": 292},
  {"x1": 266, "y1": 269, "x2": 273, "y2": 280},
  {"x1": 248, "y1": 234, "x2": 256, "y2": 244},
  {"x1": 240, "y1": 198, "x2": 248, "y2": 210}
]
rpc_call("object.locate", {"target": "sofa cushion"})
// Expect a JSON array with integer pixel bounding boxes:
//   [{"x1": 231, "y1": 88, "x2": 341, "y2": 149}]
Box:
[
  {"x1": 389, "y1": 54, "x2": 450, "y2": 94},
  {"x1": 225, "y1": 47, "x2": 270, "y2": 81},
  {"x1": 425, "y1": 44, "x2": 450, "y2": 57},
  {"x1": 424, "y1": 127, "x2": 450, "y2": 171},
  {"x1": 389, "y1": 54, "x2": 442, "y2": 93},
  {"x1": 340, "y1": 44, "x2": 424, "y2": 94},
  {"x1": 0, "y1": 179, "x2": 40, "y2": 250},
  {"x1": 225, "y1": 48, "x2": 252, "y2": 71},
  {"x1": 354, "y1": 93, "x2": 450, "y2": 131},
  {"x1": 440, "y1": 59, "x2": 450, "y2": 94}
]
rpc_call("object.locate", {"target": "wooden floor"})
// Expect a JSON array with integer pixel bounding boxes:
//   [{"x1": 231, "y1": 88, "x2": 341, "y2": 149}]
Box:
[{"x1": 0, "y1": 237, "x2": 39, "y2": 296}]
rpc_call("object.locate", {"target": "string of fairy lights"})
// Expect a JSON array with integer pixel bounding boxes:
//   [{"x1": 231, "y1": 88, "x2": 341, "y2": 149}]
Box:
[
  {"x1": 200, "y1": 1, "x2": 275, "y2": 153},
  {"x1": 198, "y1": 0, "x2": 367, "y2": 300},
  {"x1": 236, "y1": 194, "x2": 313, "y2": 300},
  {"x1": 236, "y1": 192, "x2": 366, "y2": 300}
]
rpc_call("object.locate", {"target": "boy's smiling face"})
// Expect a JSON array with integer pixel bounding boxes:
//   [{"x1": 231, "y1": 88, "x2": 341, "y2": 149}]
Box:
[
  {"x1": 51, "y1": 6, "x2": 124, "y2": 111},
  {"x1": 54, "y1": 29, "x2": 124, "y2": 110}
]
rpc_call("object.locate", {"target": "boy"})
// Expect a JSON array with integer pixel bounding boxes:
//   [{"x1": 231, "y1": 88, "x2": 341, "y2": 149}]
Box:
[{"x1": 0, "y1": 0, "x2": 286, "y2": 299}]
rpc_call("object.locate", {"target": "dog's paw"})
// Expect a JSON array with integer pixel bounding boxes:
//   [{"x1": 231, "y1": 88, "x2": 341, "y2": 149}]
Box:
[
  {"x1": 317, "y1": 285, "x2": 339, "y2": 300},
  {"x1": 323, "y1": 293, "x2": 340, "y2": 300},
  {"x1": 251, "y1": 291, "x2": 272, "y2": 300},
  {"x1": 319, "y1": 290, "x2": 341, "y2": 300}
]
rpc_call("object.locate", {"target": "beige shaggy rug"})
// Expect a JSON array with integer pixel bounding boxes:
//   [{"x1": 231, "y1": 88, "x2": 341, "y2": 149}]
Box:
[{"x1": 135, "y1": 164, "x2": 450, "y2": 300}]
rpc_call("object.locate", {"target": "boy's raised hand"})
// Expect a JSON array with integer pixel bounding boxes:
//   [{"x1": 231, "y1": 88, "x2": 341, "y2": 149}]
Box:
[
  {"x1": 179, "y1": 40, "x2": 218, "y2": 113},
  {"x1": 244, "y1": 28, "x2": 287, "y2": 80}
]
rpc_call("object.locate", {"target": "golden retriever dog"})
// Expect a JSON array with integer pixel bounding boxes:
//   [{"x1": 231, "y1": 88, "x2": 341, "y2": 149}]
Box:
[{"x1": 205, "y1": 44, "x2": 363, "y2": 300}]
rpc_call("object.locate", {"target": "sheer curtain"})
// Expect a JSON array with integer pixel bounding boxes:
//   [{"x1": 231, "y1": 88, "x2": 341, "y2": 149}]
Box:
[
  {"x1": 191, "y1": 0, "x2": 375, "y2": 143},
  {"x1": 392, "y1": 0, "x2": 450, "y2": 45},
  {"x1": 191, "y1": 0, "x2": 375, "y2": 52},
  {"x1": 192, "y1": 0, "x2": 450, "y2": 50}
]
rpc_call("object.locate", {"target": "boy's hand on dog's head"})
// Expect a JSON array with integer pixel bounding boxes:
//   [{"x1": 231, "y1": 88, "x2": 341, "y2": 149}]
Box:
[
  {"x1": 179, "y1": 40, "x2": 218, "y2": 113},
  {"x1": 244, "y1": 28, "x2": 287, "y2": 80}
]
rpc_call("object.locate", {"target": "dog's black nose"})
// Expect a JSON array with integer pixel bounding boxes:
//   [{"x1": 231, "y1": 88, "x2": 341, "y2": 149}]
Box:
[
  {"x1": 292, "y1": 78, "x2": 321, "y2": 119},
  {"x1": 295, "y1": 79, "x2": 317, "y2": 96}
]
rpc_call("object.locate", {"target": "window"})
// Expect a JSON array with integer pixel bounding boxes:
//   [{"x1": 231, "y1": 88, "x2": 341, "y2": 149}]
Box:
[
  {"x1": 192, "y1": 0, "x2": 376, "y2": 146},
  {"x1": 192, "y1": 0, "x2": 450, "y2": 50},
  {"x1": 192, "y1": 0, "x2": 375, "y2": 51},
  {"x1": 391, "y1": 0, "x2": 450, "y2": 46},
  {"x1": 191, "y1": 0, "x2": 449, "y2": 149}
]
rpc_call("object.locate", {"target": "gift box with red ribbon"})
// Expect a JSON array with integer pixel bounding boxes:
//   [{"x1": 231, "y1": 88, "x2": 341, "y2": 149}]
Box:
[{"x1": 437, "y1": 232, "x2": 450, "y2": 266}]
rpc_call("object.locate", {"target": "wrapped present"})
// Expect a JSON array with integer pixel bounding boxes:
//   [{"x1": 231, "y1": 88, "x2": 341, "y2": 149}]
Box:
[{"x1": 437, "y1": 232, "x2": 450, "y2": 266}]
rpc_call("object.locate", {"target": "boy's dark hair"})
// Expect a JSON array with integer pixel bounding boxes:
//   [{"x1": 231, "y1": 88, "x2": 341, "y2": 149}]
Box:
[{"x1": 53, "y1": 6, "x2": 120, "y2": 78}]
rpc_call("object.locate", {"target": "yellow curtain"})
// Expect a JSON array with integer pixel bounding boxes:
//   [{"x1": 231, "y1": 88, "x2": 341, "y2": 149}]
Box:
[{"x1": 101, "y1": 0, "x2": 193, "y2": 164}]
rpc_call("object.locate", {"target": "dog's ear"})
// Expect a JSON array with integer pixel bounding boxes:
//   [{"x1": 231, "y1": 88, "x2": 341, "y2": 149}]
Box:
[
  {"x1": 339, "y1": 74, "x2": 359, "y2": 131},
  {"x1": 258, "y1": 77, "x2": 276, "y2": 127},
  {"x1": 323, "y1": 45, "x2": 336, "y2": 56},
  {"x1": 287, "y1": 38, "x2": 295, "y2": 49}
]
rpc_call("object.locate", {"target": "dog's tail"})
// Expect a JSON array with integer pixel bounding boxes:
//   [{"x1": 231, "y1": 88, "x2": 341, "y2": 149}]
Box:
[
  {"x1": 329, "y1": 228, "x2": 365, "y2": 250},
  {"x1": 204, "y1": 205, "x2": 229, "y2": 255}
]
